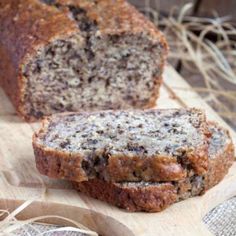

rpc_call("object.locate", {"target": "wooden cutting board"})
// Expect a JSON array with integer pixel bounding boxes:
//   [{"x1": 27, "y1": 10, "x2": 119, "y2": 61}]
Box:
[{"x1": 0, "y1": 65, "x2": 235, "y2": 236}]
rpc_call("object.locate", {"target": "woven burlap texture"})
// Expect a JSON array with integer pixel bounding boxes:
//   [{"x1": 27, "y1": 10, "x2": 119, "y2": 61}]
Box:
[{"x1": 15, "y1": 196, "x2": 236, "y2": 236}]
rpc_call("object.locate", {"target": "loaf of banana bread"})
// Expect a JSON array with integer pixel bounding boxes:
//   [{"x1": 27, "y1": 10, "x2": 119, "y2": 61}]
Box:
[
  {"x1": 74, "y1": 122, "x2": 235, "y2": 212},
  {"x1": 33, "y1": 108, "x2": 210, "y2": 182},
  {"x1": 0, "y1": 0, "x2": 167, "y2": 121}
]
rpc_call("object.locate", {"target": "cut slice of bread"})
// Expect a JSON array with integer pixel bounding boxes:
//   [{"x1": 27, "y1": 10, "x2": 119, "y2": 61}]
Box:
[
  {"x1": 74, "y1": 122, "x2": 235, "y2": 212},
  {"x1": 33, "y1": 108, "x2": 210, "y2": 182}
]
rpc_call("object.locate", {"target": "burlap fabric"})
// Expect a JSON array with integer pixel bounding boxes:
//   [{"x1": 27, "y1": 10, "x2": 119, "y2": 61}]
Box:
[{"x1": 15, "y1": 196, "x2": 236, "y2": 235}]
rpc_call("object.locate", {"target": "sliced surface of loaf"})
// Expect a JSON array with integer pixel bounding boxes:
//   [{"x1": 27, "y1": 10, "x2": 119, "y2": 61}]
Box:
[
  {"x1": 33, "y1": 108, "x2": 210, "y2": 182},
  {"x1": 0, "y1": 0, "x2": 167, "y2": 121},
  {"x1": 74, "y1": 122, "x2": 235, "y2": 212}
]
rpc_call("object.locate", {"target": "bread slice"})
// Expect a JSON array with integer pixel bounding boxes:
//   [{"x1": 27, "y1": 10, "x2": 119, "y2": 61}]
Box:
[
  {"x1": 74, "y1": 122, "x2": 235, "y2": 212},
  {"x1": 33, "y1": 108, "x2": 210, "y2": 182},
  {"x1": 0, "y1": 0, "x2": 167, "y2": 121}
]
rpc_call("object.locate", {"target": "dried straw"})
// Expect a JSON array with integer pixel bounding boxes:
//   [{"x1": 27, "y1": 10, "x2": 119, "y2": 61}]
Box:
[
  {"x1": 141, "y1": 3, "x2": 236, "y2": 124},
  {"x1": 0, "y1": 172, "x2": 97, "y2": 235},
  {"x1": 0, "y1": 199, "x2": 98, "y2": 236}
]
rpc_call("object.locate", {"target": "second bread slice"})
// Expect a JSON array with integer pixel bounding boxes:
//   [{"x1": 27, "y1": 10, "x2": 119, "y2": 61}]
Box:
[
  {"x1": 33, "y1": 108, "x2": 210, "y2": 182},
  {"x1": 74, "y1": 122, "x2": 234, "y2": 212}
]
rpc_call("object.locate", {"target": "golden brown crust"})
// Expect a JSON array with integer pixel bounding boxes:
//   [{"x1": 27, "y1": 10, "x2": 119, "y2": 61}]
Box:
[
  {"x1": 0, "y1": 0, "x2": 79, "y2": 120},
  {"x1": 204, "y1": 121, "x2": 235, "y2": 191},
  {"x1": 57, "y1": 0, "x2": 168, "y2": 45},
  {"x1": 74, "y1": 122, "x2": 235, "y2": 212},
  {"x1": 74, "y1": 180, "x2": 178, "y2": 212},
  {"x1": 33, "y1": 108, "x2": 210, "y2": 182},
  {"x1": 0, "y1": 0, "x2": 168, "y2": 121},
  {"x1": 33, "y1": 138, "x2": 188, "y2": 182},
  {"x1": 33, "y1": 116, "x2": 88, "y2": 181}
]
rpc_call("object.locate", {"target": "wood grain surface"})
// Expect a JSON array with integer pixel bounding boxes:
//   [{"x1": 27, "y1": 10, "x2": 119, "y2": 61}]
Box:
[{"x1": 0, "y1": 65, "x2": 235, "y2": 236}]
